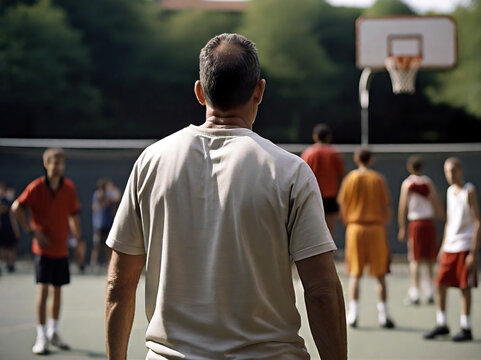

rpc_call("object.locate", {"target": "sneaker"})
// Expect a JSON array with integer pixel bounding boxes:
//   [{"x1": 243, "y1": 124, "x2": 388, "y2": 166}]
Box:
[
  {"x1": 348, "y1": 318, "x2": 358, "y2": 328},
  {"x1": 426, "y1": 296, "x2": 435, "y2": 305},
  {"x1": 403, "y1": 297, "x2": 420, "y2": 306},
  {"x1": 424, "y1": 325, "x2": 450, "y2": 339},
  {"x1": 380, "y1": 318, "x2": 395, "y2": 329},
  {"x1": 32, "y1": 336, "x2": 49, "y2": 355},
  {"x1": 452, "y1": 328, "x2": 472, "y2": 342},
  {"x1": 48, "y1": 332, "x2": 70, "y2": 350}
]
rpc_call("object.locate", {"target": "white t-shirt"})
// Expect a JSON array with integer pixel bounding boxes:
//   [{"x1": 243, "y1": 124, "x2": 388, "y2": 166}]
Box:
[
  {"x1": 443, "y1": 182, "x2": 475, "y2": 253},
  {"x1": 106, "y1": 125, "x2": 336, "y2": 359},
  {"x1": 403, "y1": 174, "x2": 435, "y2": 221}
]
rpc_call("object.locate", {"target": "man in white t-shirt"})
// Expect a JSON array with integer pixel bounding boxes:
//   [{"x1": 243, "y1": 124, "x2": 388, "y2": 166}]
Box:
[
  {"x1": 424, "y1": 157, "x2": 480, "y2": 342},
  {"x1": 104, "y1": 33, "x2": 347, "y2": 360},
  {"x1": 398, "y1": 155, "x2": 443, "y2": 305}
]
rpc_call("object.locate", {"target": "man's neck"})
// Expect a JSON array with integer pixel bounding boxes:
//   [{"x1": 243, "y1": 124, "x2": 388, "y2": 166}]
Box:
[
  {"x1": 201, "y1": 104, "x2": 254, "y2": 130},
  {"x1": 357, "y1": 165, "x2": 369, "y2": 171},
  {"x1": 452, "y1": 180, "x2": 465, "y2": 189},
  {"x1": 47, "y1": 175, "x2": 61, "y2": 191}
]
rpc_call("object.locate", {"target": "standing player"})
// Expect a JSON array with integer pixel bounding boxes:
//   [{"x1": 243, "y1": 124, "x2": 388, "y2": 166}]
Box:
[
  {"x1": 11, "y1": 148, "x2": 84, "y2": 354},
  {"x1": 398, "y1": 155, "x2": 443, "y2": 305},
  {"x1": 338, "y1": 147, "x2": 395, "y2": 329},
  {"x1": 301, "y1": 124, "x2": 345, "y2": 236},
  {"x1": 424, "y1": 157, "x2": 480, "y2": 342},
  {"x1": 0, "y1": 182, "x2": 20, "y2": 273}
]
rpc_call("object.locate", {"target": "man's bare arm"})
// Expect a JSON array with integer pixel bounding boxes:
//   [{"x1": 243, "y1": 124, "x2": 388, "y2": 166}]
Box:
[
  {"x1": 467, "y1": 187, "x2": 481, "y2": 269},
  {"x1": 296, "y1": 251, "x2": 347, "y2": 360},
  {"x1": 397, "y1": 182, "x2": 409, "y2": 241},
  {"x1": 428, "y1": 182, "x2": 445, "y2": 221},
  {"x1": 105, "y1": 250, "x2": 146, "y2": 360},
  {"x1": 11, "y1": 200, "x2": 32, "y2": 234}
]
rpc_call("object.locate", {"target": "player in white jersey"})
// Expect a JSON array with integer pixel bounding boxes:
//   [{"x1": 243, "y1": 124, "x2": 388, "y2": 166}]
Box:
[
  {"x1": 424, "y1": 157, "x2": 480, "y2": 342},
  {"x1": 398, "y1": 155, "x2": 443, "y2": 305}
]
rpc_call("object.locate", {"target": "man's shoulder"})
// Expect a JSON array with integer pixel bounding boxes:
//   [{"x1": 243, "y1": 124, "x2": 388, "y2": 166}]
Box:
[
  {"x1": 63, "y1": 177, "x2": 77, "y2": 189},
  {"x1": 27, "y1": 177, "x2": 46, "y2": 190},
  {"x1": 251, "y1": 133, "x2": 307, "y2": 165}
]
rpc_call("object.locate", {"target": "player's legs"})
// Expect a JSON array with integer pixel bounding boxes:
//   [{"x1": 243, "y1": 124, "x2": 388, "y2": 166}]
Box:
[
  {"x1": 347, "y1": 275, "x2": 361, "y2": 327},
  {"x1": 36, "y1": 284, "x2": 49, "y2": 325},
  {"x1": 375, "y1": 275, "x2": 394, "y2": 328},
  {"x1": 33, "y1": 283, "x2": 50, "y2": 354},
  {"x1": 50, "y1": 286, "x2": 61, "y2": 320},
  {"x1": 376, "y1": 275, "x2": 387, "y2": 302},
  {"x1": 47, "y1": 259, "x2": 71, "y2": 350},
  {"x1": 345, "y1": 224, "x2": 365, "y2": 327},
  {"x1": 325, "y1": 213, "x2": 338, "y2": 237},
  {"x1": 90, "y1": 230, "x2": 101, "y2": 267}
]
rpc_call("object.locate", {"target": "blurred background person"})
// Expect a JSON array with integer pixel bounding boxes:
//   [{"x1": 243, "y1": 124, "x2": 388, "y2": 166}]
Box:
[
  {"x1": 301, "y1": 124, "x2": 345, "y2": 237},
  {"x1": 0, "y1": 182, "x2": 20, "y2": 274},
  {"x1": 398, "y1": 155, "x2": 444, "y2": 305},
  {"x1": 90, "y1": 178, "x2": 119, "y2": 269}
]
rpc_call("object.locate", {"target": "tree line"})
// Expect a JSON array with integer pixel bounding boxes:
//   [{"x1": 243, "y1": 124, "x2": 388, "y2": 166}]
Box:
[{"x1": 1, "y1": 0, "x2": 480, "y2": 143}]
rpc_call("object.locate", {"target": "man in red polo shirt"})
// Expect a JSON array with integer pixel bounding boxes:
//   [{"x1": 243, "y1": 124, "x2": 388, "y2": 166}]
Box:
[{"x1": 12, "y1": 148, "x2": 83, "y2": 355}]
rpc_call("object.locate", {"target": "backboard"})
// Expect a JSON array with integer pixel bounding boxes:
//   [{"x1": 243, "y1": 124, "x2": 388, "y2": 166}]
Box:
[{"x1": 356, "y1": 16, "x2": 457, "y2": 70}]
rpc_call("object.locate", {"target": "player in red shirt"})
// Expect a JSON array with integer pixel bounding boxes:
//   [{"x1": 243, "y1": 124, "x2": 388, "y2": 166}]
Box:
[
  {"x1": 301, "y1": 124, "x2": 345, "y2": 236},
  {"x1": 12, "y1": 148, "x2": 84, "y2": 355}
]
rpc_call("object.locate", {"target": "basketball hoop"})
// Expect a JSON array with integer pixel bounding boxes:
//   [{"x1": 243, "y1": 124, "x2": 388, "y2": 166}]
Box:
[{"x1": 385, "y1": 56, "x2": 421, "y2": 94}]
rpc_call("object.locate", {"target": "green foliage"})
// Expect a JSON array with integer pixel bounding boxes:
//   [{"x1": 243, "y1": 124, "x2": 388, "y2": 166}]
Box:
[
  {"x1": 363, "y1": 0, "x2": 415, "y2": 16},
  {"x1": 160, "y1": 10, "x2": 240, "y2": 84},
  {"x1": 241, "y1": 0, "x2": 339, "y2": 104},
  {"x1": 426, "y1": 0, "x2": 481, "y2": 118},
  {"x1": 0, "y1": 0, "x2": 100, "y2": 136}
]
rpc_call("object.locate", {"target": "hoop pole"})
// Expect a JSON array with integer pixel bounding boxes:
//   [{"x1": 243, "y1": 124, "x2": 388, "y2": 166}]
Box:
[{"x1": 359, "y1": 68, "x2": 375, "y2": 145}]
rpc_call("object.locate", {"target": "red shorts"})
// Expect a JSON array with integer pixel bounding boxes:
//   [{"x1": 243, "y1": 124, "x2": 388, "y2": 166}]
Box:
[
  {"x1": 408, "y1": 219, "x2": 438, "y2": 262},
  {"x1": 436, "y1": 251, "x2": 478, "y2": 289}
]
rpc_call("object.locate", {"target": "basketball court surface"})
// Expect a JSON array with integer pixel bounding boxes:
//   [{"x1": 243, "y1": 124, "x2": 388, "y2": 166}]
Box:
[{"x1": 1, "y1": 261, "x2": 479, "y2": 359}]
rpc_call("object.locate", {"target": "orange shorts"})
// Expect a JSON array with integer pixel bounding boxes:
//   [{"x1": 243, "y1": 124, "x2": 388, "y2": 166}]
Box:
[
  {"x1": 408, "y1": 219, "x2": 438, "y2": 262},
  {"x1": 436, "y1": 251, "x2": 478, "y2": 289},
  {"x1": 345, "y1": 223, "x2": 390, "y2": 277}
]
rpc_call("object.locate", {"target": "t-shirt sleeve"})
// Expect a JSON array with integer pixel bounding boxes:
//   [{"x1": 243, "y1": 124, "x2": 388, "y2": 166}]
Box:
[
  {"x1": 287, "y1": 163, "x2": 337, "y2": 262},
  {"x1": 106, "y1": 160, "x2": 145, "y2": 255},
  {"x1": 17, "y1": 182, "x2": 35, "y2": 207}
]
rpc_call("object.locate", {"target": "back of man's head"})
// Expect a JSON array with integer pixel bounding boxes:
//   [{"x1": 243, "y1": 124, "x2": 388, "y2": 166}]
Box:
[
  {"x1": 313, "y1": 124, "x2": 332, "y2": 143},
  {"x1": 354, "y1": 147, "x2": 372, "y2": 166},
  {"x1": 407, "y1": 155, "x2": 423, "y2": 174},
  {"x1": 199, "y1": 33, "x2": 260, "y2": 110}
]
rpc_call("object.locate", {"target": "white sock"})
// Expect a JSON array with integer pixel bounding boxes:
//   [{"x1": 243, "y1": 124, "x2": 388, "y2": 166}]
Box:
[
  {"x1": 36, "y1": 324, "x2": 47, "y2": 339},
  {"x1": 408, "y1": 286, "x2": 420, "y2": 301},
  {"x1": 460, "y1": 314, "x2": 471, "y2": 330},
  {"x1": 436, "y1": 310, "x2": 447, "y2": 326},
  {"x1": 347, "y1": 300, "x2": 358, "y2": 324},
  {"x1": 47, "y1": 318, "x2": 58, "y2": 336},
  {"x1": 377, "y1": 302, "x2": 388, "y2": 324}
]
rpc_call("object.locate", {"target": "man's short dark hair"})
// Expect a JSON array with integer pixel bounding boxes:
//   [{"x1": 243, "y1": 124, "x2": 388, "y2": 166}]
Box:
[
  {"x1": 355, "y1": 147, "x2": 372, "y2": 165},
  {"x1": 407, "y1": 155, "x2": 423, "y2": 173},
  {"x1": 313, "y1": 124, "x2": 332, "y2": 143},
  {"x1": 199, "y1": 33, "x2": 260, "y2": 110}
]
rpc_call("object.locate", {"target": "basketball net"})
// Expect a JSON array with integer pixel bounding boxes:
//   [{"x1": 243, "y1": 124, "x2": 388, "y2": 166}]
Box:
[{"x1": 385, "y1": 56, "x2": 421, "y2": 94}]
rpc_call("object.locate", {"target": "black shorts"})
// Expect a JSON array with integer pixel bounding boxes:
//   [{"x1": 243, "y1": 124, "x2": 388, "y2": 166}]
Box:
[
  {"x1": 0, "y1": 229, "x2": 17, "y2": 248},
  {"x1": 322, "y1": 197, "x2": 339, "y2": 215},
  {"x1": 34, "y1": 255, "x2": 70, "y2": 287}
]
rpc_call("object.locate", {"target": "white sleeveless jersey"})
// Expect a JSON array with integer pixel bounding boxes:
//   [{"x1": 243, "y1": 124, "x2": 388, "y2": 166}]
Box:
[
  {"x1": 405, "y1": 175, "x2": 435, "y2": 220},
  {"x1": 443, "y1": 182, "x2": 475, "y2": 253}
]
